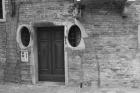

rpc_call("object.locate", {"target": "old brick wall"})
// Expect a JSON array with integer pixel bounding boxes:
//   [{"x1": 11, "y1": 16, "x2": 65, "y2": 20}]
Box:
[
  {"x1": 3, "y1": 0, "x2": 140, "y2": 88},
  {"x1": 66, "y1": 1, "x2": 140, "y2": 88},
  {"x1": 0, "y1": 0, "x2": 10, "y2": 83},
  {"x1": 0, "y1": 22, "x2": 6, "y2": 83},
  {"x1": 6, "y1": 0, "x2": 74, "y2": 83},
  {"x1": 80, "y1": 2, "x2": 140, "y2": 88},
  {"x1": 4, "y1": 0, "x2": 21, "y2": 83}
]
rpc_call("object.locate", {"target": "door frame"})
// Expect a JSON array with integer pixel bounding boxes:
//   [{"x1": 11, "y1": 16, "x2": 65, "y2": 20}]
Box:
[{"x1": 31, "y1": 23, "x2": 68, "y2": 85}]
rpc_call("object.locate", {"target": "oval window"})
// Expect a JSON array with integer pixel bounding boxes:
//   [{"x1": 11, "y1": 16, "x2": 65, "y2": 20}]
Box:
[
  {"x1": 21, "y1": 26, "x2": 30, "y2": 47},
  {"x1": 68, "y1": 25, "x2": 81, "y2": 47}
]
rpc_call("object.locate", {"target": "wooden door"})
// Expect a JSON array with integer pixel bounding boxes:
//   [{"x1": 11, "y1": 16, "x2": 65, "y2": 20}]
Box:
[{"x1": 37, "y1": 26, "x2": 65, "y2": 82}]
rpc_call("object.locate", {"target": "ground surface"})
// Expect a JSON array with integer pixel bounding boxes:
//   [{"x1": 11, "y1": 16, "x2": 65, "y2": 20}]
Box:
[{"x1": 0, "y1": 83, "x2": 140, "y2": 93}]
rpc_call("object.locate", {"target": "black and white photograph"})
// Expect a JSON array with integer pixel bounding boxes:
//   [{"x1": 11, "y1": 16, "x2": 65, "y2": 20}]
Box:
[{"x1": 0, "y1": 0, "x2": 139, "y2": 93}]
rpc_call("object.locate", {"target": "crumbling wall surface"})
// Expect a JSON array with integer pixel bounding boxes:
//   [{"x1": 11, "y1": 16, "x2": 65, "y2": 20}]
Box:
[
  {"x1": 4, "y1": 0, "x2": 140, "y2": 88},
  {"x1": 81, "y1": 2, "x2": 140, "y2": 88},
  {"x1": 4, "y1": 0, "x2": 22, "y2": 83},
  {"x1": 0, "y1": 22, "x2": 6, "y2": 83}
]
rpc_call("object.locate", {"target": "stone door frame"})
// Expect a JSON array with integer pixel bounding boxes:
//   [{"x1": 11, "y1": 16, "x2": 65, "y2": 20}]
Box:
[{"x1": 31, "y1": 22, "x2": 68, "y2": 85}]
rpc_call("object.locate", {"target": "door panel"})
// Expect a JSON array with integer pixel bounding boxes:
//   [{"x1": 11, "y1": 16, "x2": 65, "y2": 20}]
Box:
[
  {"x1": 37, "y1": 26, "x2": 65, "y2": 82},
  {"x1": 38, "y1": 30, "x2": 51, "y2": 75},
  {"x1": 39, "y1": 42, "x2": 50, "y2": 74},
  {"x1": 53, "y1": 41, "x2": 64, "y2": 74}
]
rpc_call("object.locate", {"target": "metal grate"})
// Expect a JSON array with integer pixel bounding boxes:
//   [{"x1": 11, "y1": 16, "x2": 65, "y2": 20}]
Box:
[{"x1": 68, "y1": 25, "x2": 81, "y2": 47}]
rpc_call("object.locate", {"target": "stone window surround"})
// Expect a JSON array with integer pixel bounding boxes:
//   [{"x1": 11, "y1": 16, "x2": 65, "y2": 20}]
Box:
[
  {"x1": 66, "y1": 24, "x2": 85, "y2": 50},
  {"x1": 68, "y1": 25, "x2": 82, "y2": 47},
  {"x1": 16, "y1": 24, "x2": 32, "y2": 49},
  {"x1": 66, "y1": 19, "x2": 88, "y2": 50},
  {"x1": 0, "y1": 0, "x2": 6, "y2": 22}
]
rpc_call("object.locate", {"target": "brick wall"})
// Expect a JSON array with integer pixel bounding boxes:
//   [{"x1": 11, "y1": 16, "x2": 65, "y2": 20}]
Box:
[
  {"x1": 2, "y1": 0, "x2": 140, "y2": 88},
  {"x1": 4, "y1": 0, "x2": 21, "y2": 82},
  {"x1": 5, "y1": 0, "x2": 74, "y2": 83},
  {"x1": 81, "y1": 3, "x2": 139, "y2": 88},
  {"x1": 0, "y1": 22, "x2": 6, "y2": 83}
]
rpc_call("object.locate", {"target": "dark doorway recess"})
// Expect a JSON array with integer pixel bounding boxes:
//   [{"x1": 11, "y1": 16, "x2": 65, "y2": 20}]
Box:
[{"x1": 37, "y1": 26, "x2": 65, "y2": 82}]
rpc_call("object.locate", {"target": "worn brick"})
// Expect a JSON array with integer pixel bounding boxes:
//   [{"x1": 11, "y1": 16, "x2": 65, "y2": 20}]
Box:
[{"x1": 1, "y1": 0, "x2": 140, "y2": 88}]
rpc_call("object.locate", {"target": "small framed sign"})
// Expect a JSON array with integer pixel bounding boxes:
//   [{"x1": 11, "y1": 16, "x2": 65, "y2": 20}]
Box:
[{"x1": 21, "y1": 50, "x2": 28, "y2": 62}]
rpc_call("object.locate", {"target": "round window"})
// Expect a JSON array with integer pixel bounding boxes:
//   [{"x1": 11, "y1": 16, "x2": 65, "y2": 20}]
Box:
[
  {"x1": 68, "y1": 25, "x2": 81, "y2": 47},
  {"x1": 20, "y1": 26, "x2": 30, "y2": 47}
]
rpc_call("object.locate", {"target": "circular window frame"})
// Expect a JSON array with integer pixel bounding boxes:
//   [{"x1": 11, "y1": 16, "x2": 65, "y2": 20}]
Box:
[
  {"x1": 17, "y1": 24, "x2": 32, "y2": 49},
  {"x1": 67, "y1": 24, "x2": 82, "y2": 48}
]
